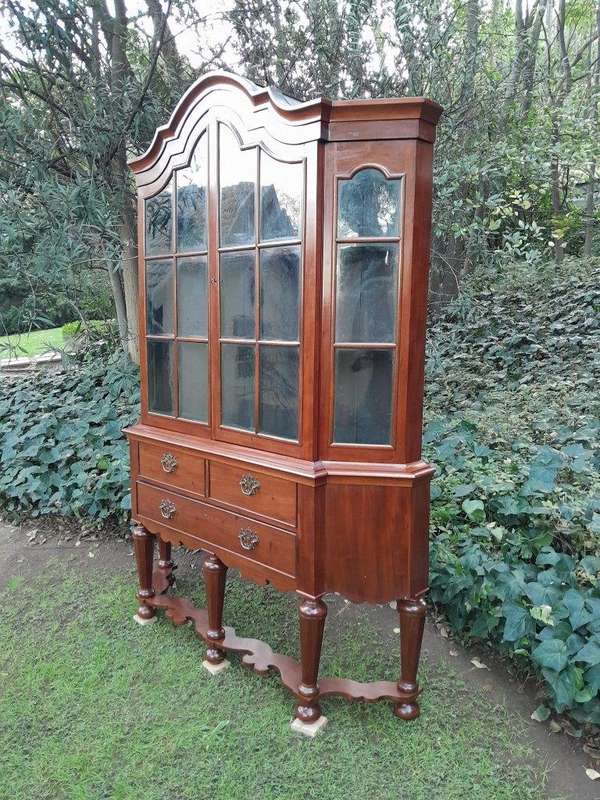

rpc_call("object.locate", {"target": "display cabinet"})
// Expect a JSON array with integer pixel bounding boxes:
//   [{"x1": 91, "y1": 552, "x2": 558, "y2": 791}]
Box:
[{"x1": 125, "y1": 71, "x2": 442, "y2": 733}]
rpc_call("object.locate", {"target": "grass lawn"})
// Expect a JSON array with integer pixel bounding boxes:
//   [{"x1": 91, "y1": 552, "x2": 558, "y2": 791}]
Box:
[
  {"x1": 0, "y1": 564, "x2": 549, "y2": 800},
  {"x1": 0, "y1": 326, "x2": 63, "y2": 358}
]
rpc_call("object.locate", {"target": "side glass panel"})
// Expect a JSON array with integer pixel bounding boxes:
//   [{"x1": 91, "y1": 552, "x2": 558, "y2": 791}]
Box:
[
  {"x1": 147, "y1": 340, "x2": 174, "y2": 415},
  {"x1": 338, "y1": 168, "x2": 401, "y2": 239},
  {"x1": 146, "y1": 259, "x2": 174, "y2": 335},
  {"x1": 333, "y1": 349, "x2": 393, "y2": 444},
  {"x1": 220, "y1": 251, "x2": 255, "y2": 339},
  {"x1": 219, "y1": 125, "x2": 255, "y2": 247},
  {"x1": 145, "y1": 180, "x2": 173, "y2": 255},
  {"x1": 177, "y1": 256, "x2": 207, "y2": 337},
  {"x1": 179, "y1": 342, "x2": 208, "y2": 422},
  {"x1": 221, "y1": 343, "x2": 255, "y2": 430},
  {"x1": 260, "y1": 153, "x2": 302, "y2": 241},
  {"x1": 259, "y1": 246, "x2": 300, "y2": 341},
  {"x1": 335, "y1": 243, "x2": 398, "y2": 343},
  {"x1": 259, "y1": 345, "x2": 298, "y2": 440},
  {"x1": 177, "y1": 134, "x2": 208, "y2": 252}
]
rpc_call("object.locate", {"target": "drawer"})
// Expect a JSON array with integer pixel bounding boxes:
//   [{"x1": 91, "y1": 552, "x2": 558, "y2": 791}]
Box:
[
  {"x1": 138, "y1": 442, "x2": 205, "y2": 496},
  {"x1": 136, "y1": 482, "x2": 295, "y2": 577},
  {"x1": 208, "y1": 461, "x2": 297, "y2": 526}
]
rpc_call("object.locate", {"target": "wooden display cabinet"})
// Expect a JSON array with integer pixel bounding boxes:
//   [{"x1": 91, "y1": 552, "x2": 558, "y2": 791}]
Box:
[{"x1": 125, "y1": 71, "x2": 442, "y2": 732}]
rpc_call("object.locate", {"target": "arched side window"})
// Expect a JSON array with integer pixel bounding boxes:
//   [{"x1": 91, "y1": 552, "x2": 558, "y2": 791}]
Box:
[{"x1": 332, "y1": 168, "x2": 403, "y2": 446}]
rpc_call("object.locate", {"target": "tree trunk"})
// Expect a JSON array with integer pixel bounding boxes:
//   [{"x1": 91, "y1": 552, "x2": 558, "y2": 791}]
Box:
[
  {"x1": 120, "y1": 187, "x2": 140, "y2": 364},
  {"x1": 107, "y1": 260, "x2": 129, "y2": 354}
]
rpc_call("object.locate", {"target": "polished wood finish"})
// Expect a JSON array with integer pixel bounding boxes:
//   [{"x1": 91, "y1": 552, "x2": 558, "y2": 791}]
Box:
[
  {"x1": 203, "y1": 553, "x2": 228, "y2": 664},
  {"x1": 127, "y1": 71, "x2": 441, "y2": 725}
]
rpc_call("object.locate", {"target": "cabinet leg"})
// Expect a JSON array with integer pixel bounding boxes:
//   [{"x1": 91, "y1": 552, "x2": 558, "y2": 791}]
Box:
[
  {"x1": 295, "y1": 596, "x2": 327, "y2": 724},
  {"x1": 157, "y1": 538, "x2": 175, "y2": 589},
  {"x1": 203, "y1": 553, "x2": 228, "y2": 665},
  {"x1": 394, "y1": 597, "x2": 426, "y2": 720},
  {"x1": 132, "y1": 524, "x2": 156, "y2": 623}
]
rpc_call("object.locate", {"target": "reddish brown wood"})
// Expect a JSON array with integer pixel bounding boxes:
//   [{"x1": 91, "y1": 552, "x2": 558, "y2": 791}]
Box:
[
  {"x1": 132, "y1": 524, "x2": 156, "y2": 620},
  {"x1": 127, "y1": 70, "x2": 441, "y2": 724},
  {"x1": 296, "y1": 596, "x2": 327, "y2": 722},
  {"x1": 203, "y1": 553, "x2": 228, "y2": 664},
  {"x1": 394, "y1": 597, "x2": 427, "y2": 720}
]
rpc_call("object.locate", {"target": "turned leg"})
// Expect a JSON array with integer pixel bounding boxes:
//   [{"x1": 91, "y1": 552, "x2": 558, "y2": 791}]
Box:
[
  {"x1": 394, "y1": 597, "x2": 426, "y2": 720},
  {"x1": 132, "y1": 524, "x2": 156, "y2": 623},
  {"x1": 203, "y1": 553, "x2": 228, "y2": 665},
  {"x1": 295, "y1": 596, "x2": 327, "y2": 724},
  {"x1": 157, "y1": 538, "x2": 175, "y2": 589}
]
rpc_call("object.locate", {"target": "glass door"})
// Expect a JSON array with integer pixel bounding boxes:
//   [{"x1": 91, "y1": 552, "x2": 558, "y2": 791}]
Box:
[{"x1": 216, "y1": 123, "x2": 304, "y2": 443}]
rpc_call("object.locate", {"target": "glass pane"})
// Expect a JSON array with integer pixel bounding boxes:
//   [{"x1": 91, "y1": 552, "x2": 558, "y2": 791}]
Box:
[
  {"x1": 177, "y1": 257, "x2": 207, "y2": 337},
  {"x1": 178, "y1": 342, "x2": 208, "y2": 422},
  {"x1": 260, "y1": 153, "x2": 302, "y2": 241},
  {"x1": 333, "y1": 349, "x2": 393, "y2": 444},
  {"x1": 335, "y1": 244, "x2": 398, "y2": 343},
  {"x1": 147, "y1": 340, "x2": 174, "y2": 415},
  {"x1": 260, "y1": 246, "x2": 300, "y2": 341},
  {"x1": 221, "y1": 343, "x2": 255, "y2": 430},
  {"x1": 145, "y1": 181, "x2": 173, "y2": 255},
  {"x1": 220, "y1": 251, "x2": 255, "y2": 339},
  {"x1": 219, "y1": 125, "x2": 255, "y2": 247},
  {"x1": 259, "y1": 345, "x2": 299, "y2": 440},
  {"x1": 146, "y1": 259, "x2": 174, "y2": 335},
  {"x1": 177, "y1": 134, "x2": 207, "y2": 252},
  {"x1": 338, "y1": 169, "x2": 401, "y2": 239}
]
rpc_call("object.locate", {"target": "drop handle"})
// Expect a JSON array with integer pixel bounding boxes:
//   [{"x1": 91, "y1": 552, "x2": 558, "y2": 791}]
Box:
[
  {"x1": 238, "y1": 528, "x2": 259, "y2": 551},
  {"x1": 160, "y1": 452, "x2": 178, "y2": 473},
  {"x1": 159, "y1": 499, "x2": 176, "y2": 519},
  {"x1": 239, "y1": 473, "x2": 260, "y2": 496}
]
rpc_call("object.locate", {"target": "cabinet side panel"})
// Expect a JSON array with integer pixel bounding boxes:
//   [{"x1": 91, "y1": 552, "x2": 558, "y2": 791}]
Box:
[
  {"x1": 320, "y1": 483, "x2": 411, "y2": 603},
  {"x1": 409, "y1": 477, "x2": 431, "y2": 598}
]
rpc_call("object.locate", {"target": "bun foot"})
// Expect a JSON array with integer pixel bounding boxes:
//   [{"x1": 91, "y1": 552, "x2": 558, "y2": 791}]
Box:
[
  {"x1": 393, "y1": 701, "x2": 420, "y2": 720},
  {"x1": 133, "y1": 611, "x2": 157, "y2": 626},
  {"x1": 202, "y1": 658, "x2": 230, "y2": 675},
  {"x1": 291, "y1": 715, "x2": 328, "y2": 737}
]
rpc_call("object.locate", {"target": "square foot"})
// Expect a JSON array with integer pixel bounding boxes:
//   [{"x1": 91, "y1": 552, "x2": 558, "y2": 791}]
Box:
[
  {"x1": 290, "y1": 716, "x2": 328, "y2": 738},
  {"x1": 133, "y1": 613, "x2": 157, "y2": 626},
  {"x1": 202, "y1": 659, "x2": 230, "y2": 675}
]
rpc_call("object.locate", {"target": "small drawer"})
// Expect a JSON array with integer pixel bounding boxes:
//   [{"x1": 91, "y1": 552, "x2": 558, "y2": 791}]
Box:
[
  {"x1": 208, "y1": 461, "x2": 297, "y2": 526},
  {"x1": 136, "y1": 482, "x2": 295, "y2": 576},
  {"x1": 138, "y1": 442, "x2": 205, "y2": 496}
]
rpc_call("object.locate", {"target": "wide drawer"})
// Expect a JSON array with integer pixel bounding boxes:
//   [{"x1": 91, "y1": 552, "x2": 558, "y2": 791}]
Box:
[
  {"x1": 136, "y1": 481, "x2": 295, "y2": 576},
  {"x1": 208, "y1": 461, "x2": 297, "y2": 527},
  {"x1": 137, "y1": 441, "x2": 205, "y2": 497}
]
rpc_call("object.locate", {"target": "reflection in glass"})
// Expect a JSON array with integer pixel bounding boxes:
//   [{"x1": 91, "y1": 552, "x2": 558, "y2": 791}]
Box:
[
  {"x1": 260, "y1": 153, "x2": 302, "y2": 241},
  {"x1": 338, "y1": 169, "x2": 401, "y2": 239},
  {"x1": 145, "y1": 182, "x2": 173, "y2": 256},
  {"x1": 177, "y1": 257, "x2": 207, "y2": 337},
  {"x1": 333, "y1": 349, "x2": 393, "y2": 444},
  {"x1": 260, "y1": 246, "x2": 300, "y2": 341},
  {"x1": 259, "y1": 345, "x2": 298, "y2": 440},
  {"x1": 146, "y1": 259, "x2": 174, "y2": 335},
  {"x1": 335, "y1": 244, "x2": 398, "y2": 343},
  {"x1": 179, "y1": 342, "x2": 208, "y2": 422},
  {"x1": 219, "y1": 125, "x2": 255, "y2": 247},
  {"x1": 220, "y1": 251, "x2": 255, "y2": 338},
  {"x1": 177, "y1": 135, "x2": 207, "y2": 252},
  {"x1": 147, "y1": 340, "x2": 174, "y2": 415},
  {"x1": 221, "y1": 343, "x2": 255, "y2": 430}
]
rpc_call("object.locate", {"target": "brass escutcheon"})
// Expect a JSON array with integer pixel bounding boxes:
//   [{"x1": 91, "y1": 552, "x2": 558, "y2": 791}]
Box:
[
  {"x1": 160, "y1": 452, "x2": 178, "y2": 473},
  {"x1": 238, "y1": 528, "x2": 259, "y2": 551},
  {"x1": 239, "y1": 473, "x2": 260, "y2": 496},
  {"x1": 159, "y1": 499, "x2": 176, "y2": 519}
]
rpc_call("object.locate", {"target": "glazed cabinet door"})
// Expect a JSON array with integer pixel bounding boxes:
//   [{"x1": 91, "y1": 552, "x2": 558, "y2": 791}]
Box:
[
  {"x1": 213, "y1": 122, "x2": 307, "y2": 452},
  {"x1": 143, "y1": 133, "x2": 210, "y2": 429}
]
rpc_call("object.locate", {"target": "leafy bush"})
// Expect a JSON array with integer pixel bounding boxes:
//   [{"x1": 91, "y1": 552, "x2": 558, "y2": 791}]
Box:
[
  {"x1": 0, "y1": 353, "x2": 138, "y2": 521},
  {"x1": 426, "y1": 257, "x2": 600, "y2": 724}
]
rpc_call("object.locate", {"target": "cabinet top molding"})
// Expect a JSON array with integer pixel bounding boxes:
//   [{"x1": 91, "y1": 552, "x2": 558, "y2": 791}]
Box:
[{"x1": 129, "y1": 70, "x2": 443, "y2": 176}]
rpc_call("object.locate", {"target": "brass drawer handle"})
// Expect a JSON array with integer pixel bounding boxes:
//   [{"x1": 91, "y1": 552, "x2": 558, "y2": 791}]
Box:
[
  {"x1": 159, "y1": 499, "x2": 176, "y2": 519},
  {"x1": 239, "y1": 473, "x2": 260, "y2": 496},
  {"x1": 160, "y1": 452, "x2": 178, "y2": 473},
  {"x1": 238, "y1": 528, "x2": 259, "y2": 551}
]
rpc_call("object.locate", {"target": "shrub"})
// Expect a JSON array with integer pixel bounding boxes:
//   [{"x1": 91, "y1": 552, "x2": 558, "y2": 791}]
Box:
[{"x1": 0, "y1": 352, "x2": 138, "y2": 521}]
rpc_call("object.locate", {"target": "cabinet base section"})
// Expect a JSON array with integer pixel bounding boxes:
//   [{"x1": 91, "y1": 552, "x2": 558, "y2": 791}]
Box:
[{"x1": 147, "y1": 568, "x2": 419, "y2": 710}]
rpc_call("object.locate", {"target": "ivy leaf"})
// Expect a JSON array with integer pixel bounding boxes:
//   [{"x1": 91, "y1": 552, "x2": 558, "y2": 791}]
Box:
[
  {"x1": 462, "y1": 498, "x2": 485, "y2": 523},
  {"x1": 532, "y1": 639, "x2": 568, "y2": 672},
  {"x1": 503, "y1": 603, "x2": 533, "y2": 642},
  {"x1": 575, "y1": 639, "x2": 600, "y2": 666}
]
